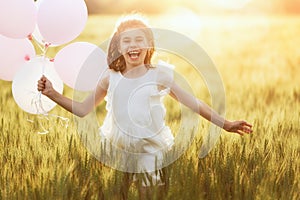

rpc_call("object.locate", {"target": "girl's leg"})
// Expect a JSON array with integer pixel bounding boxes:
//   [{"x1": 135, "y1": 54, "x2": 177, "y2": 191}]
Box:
[
  {"x1": 138, "y1": 186, "x2": 151, "y2": 200},
  {"x1": 120, "y1": 172, "x2": 134, "y2": 200},
  {"x1": 137, "y1": 168, "x2": 169, "y2": 200},
  {"x1": 138, "y1": 185, "x2": 168, "y2": 200}
]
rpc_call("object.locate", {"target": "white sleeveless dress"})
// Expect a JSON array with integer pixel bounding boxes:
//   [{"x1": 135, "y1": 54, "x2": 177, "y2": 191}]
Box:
[{"x1": 99, "y1": 64, "x2": 174, "y2": 184}]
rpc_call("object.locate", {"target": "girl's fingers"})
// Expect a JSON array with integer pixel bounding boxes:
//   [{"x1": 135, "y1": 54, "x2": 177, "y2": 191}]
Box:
[
  {"x1": 240, "y1": 121, "x2": 253, "y2": 133},
  {"x1": 245, "y1": 122, "x2": 252, "y2": 128},
  {"x1": 237, "y1": 130, "x2": 244, "y2": 136},
  {"x1": 230, "y1": 120, "x2": 253, "y2": 136},
  {"x1": 37, "y1": 82, "x2": 44, "y2": 87},
  {"x1": 38, "y1": 77, "x2": 46, "y2": 92},
  {"x1": 37, "y1": 87, "x2": 44, "y2": 91},
  {"x1": 240, "y1": 120, "x2": 251, "y2": 126},
  {"x1": 242, "y1": 125, "x2": 252, "y2": 134},
  {"x1": 37, "y1": 81, "x2": 45, "y2": 91},
  {"x1": 40, "y1": 75, "x2": 47, "y2": 82}
]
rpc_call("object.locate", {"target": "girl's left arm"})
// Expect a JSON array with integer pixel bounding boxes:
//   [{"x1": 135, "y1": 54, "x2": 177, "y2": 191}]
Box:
[{"x1": 169, "y1": 82, "x2": 253, "y2": 136}]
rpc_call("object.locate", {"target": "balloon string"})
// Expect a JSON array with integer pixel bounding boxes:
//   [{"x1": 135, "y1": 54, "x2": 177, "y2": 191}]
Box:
[
  {"x1": 27, "y1": 35, "x2": 69, "y2": 134},
  {"x1": 26, "y1": 114, "x2": 69, "y2": 135},
  {"x1": 36, "y1": 44, "x2": 48, "y2": 117},
  {"x1": 35, "y1": 41, "x2": 45, "y2": 55},
  {"x1": 27, "y1": 33, "x2": 49, "y2": 71},
  {"x1": 28, "y1": 34, "x2": 49, "y2": 58},
  {"x1": 29, "y1": 92, "x2": 69, "y2": 134}
]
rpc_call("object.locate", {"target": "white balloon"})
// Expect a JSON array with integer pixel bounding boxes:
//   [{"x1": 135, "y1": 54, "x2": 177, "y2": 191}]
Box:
[{"x1": 12, "y1": 56, "x2": 64, "y2": 114}]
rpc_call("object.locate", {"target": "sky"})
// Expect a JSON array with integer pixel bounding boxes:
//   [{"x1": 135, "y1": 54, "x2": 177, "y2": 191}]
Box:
[{"x1": 84, "y1": 0, "x2": 300, "y2": 15}]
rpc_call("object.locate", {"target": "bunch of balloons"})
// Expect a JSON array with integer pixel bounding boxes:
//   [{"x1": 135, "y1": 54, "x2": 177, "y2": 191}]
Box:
[{"x1": 0, "y1": 0, "x2": 107, "y2": 114}]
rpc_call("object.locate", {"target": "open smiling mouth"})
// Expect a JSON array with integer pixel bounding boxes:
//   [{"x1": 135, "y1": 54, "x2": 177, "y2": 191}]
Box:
[{"x1": 128, "y1": 50, "x2": 140, "y2": 59}]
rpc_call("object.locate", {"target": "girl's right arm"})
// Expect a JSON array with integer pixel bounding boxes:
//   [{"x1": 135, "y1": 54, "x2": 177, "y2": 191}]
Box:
[
  {"x1": 37, "y1": 74, "x2": 108, "y2": 117},
  {"x1": 169, "y1": 82, "x2": 253, "y2": 136}
]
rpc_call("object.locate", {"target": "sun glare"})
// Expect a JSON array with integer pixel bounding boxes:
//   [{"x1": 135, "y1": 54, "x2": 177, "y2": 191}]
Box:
[
  {"x1": 209, "y1": 0, "x2": 252, "y2": 10},
  {"x1": 154, "y1": 7, "x2": 202, "y2": 40}
]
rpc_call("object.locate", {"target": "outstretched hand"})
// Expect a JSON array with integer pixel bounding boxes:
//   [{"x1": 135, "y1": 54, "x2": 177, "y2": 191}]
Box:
[
  {"x1": 37, "y1": 75, "x2": 54, "y2": 97},
  {"x1": 224, "y1": 120, "x2": 253, "y2": 136}
]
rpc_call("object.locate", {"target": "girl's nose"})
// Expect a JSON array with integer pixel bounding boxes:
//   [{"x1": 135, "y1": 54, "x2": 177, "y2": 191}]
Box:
[{"x1": 129, "y1": 41, "x2": 137, "y2": 48}]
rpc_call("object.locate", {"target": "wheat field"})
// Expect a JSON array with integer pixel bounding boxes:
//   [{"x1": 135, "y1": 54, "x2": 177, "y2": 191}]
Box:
[{"x1": 0, "y1": 15, "x2": 299, "y2": 200}]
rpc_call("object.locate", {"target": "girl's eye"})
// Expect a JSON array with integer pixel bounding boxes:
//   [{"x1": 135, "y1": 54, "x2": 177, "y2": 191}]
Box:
[
  {"x1": 136, "y1": 38, "x2": 144, "y2": 42},
  {"x1": 123, "y1": 39, "x2": 130, "y2": 43}
]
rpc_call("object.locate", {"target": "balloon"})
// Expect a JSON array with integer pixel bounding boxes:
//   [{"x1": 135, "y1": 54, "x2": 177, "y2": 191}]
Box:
[
  {"x1": 0, "y1": 35, "x2": 36, "y2": 81},
  {"x1": 0, "y1": 0, "x2": 37, "y2": 39},
  {"x1": 12, "y1": 56, "x2": 64, "y2": 114},
  {"x1": 32, "y1": 25, "x2": 45, "y2": 45},
  {"x1": 31, "y1": 1, "x2": 45, "y2": 45},
  {"x1": 31, "y1": 0, "x2": 59, "y2": 47},
  {"x1": 37, "y1": 0, "x2": 88, "y2": 46},
  {"x1": 54, "y1": 42, "x2": 107, "y2": 91}
]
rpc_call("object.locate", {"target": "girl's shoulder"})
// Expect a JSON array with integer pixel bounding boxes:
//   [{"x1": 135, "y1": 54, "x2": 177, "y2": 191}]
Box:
[
  {"x1": 97, "y1": 69, "x2": 115, "y2": 90},
  {"x1": 156, "y1": 60, "x2": 175, "y2": 69},
  {"x1": 154, "y1": 60, "x2": 175, "y2": 76},
  {"x1": 153, "y1": 60, "x2": 175, "y2": 86}
]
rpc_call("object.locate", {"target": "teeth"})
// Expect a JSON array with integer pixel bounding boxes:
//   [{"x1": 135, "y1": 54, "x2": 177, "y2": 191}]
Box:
[
  {"x1": 128, "y1": 50, "x2": 140, "y2": 59},
  {"x1": 128, "y1": 51, "x2": 139, "y2": 55}
]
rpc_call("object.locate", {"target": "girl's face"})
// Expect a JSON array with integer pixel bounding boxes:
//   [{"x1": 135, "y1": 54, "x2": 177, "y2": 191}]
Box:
[{"x1": 119, "y1": 28, "x2": 150, "y2": 68}]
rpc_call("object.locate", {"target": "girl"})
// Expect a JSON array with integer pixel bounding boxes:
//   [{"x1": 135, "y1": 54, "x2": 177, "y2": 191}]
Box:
[{"x1": 38, "y1": 14, "x2": 252, "y2": 199}]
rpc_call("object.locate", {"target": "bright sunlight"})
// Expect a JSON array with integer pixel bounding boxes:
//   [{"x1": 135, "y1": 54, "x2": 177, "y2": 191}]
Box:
[{"x1": 208, "y1": 0, "x2": 252, "y2": 10}]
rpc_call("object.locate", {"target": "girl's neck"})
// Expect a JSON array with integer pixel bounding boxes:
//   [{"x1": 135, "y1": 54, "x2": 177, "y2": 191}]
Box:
[{"x1": 121, "y1": 64, "x2": 149, "y2": 78}]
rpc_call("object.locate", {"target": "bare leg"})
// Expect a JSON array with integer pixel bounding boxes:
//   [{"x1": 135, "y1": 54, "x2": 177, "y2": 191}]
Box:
[
  {"x1": 138, "y1": 186, "x2": 152, "y2": 200},
  {"x1": 120, "y1": 172, "x2": 133, "y2": 200},
  {"x1": 156, "y1": 185, "x2": 168, "y2": 199},
  {"x1": 138, "y1": 185, "x2": 168, "y2": 200},
  {"x1": 136, "y1": 168, "x2": 169, "y2": 199}
]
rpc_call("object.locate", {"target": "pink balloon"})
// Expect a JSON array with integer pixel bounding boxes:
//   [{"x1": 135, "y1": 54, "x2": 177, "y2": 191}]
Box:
[
  {"x1": 0, "y1": 0, "x2": 37, "y2": 39},
  {"x1": 37, "y1": 0, "x2": 88, "y2": 46},
  {"x1": 31, "y1": 0, "x2": 60, "y2": 47},
  {"x1": 0, "y1": 35, "x2": 36, "y2": 81},
  {"x1": 54, "y1": 42, "x2": 107, "y2": 91},
  {"x1": 31, "y1": 1, "x2": 45, "y2": 45}
]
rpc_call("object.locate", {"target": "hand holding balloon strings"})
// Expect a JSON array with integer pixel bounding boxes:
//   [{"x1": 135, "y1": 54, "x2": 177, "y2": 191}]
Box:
[
  {"x1": 2, "y1": 0, "x2": 88, "y2": 134},
  {"x1": 23, "y1": 0, "x2": 88, "y2": 134},
  {"x1": 27, "y1": 37, "x2": 69, "y2": 134}
]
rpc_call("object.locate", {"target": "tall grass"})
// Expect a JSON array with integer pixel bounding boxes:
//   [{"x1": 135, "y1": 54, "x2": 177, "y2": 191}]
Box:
[{"x1": 0, "y1": 15, "x2": 299, "y2": 199}]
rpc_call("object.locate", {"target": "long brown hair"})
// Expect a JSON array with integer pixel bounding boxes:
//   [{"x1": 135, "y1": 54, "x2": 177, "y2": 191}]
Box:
[{"x1": 107, "y1": 15, "x2": 155, "y2": 72}]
